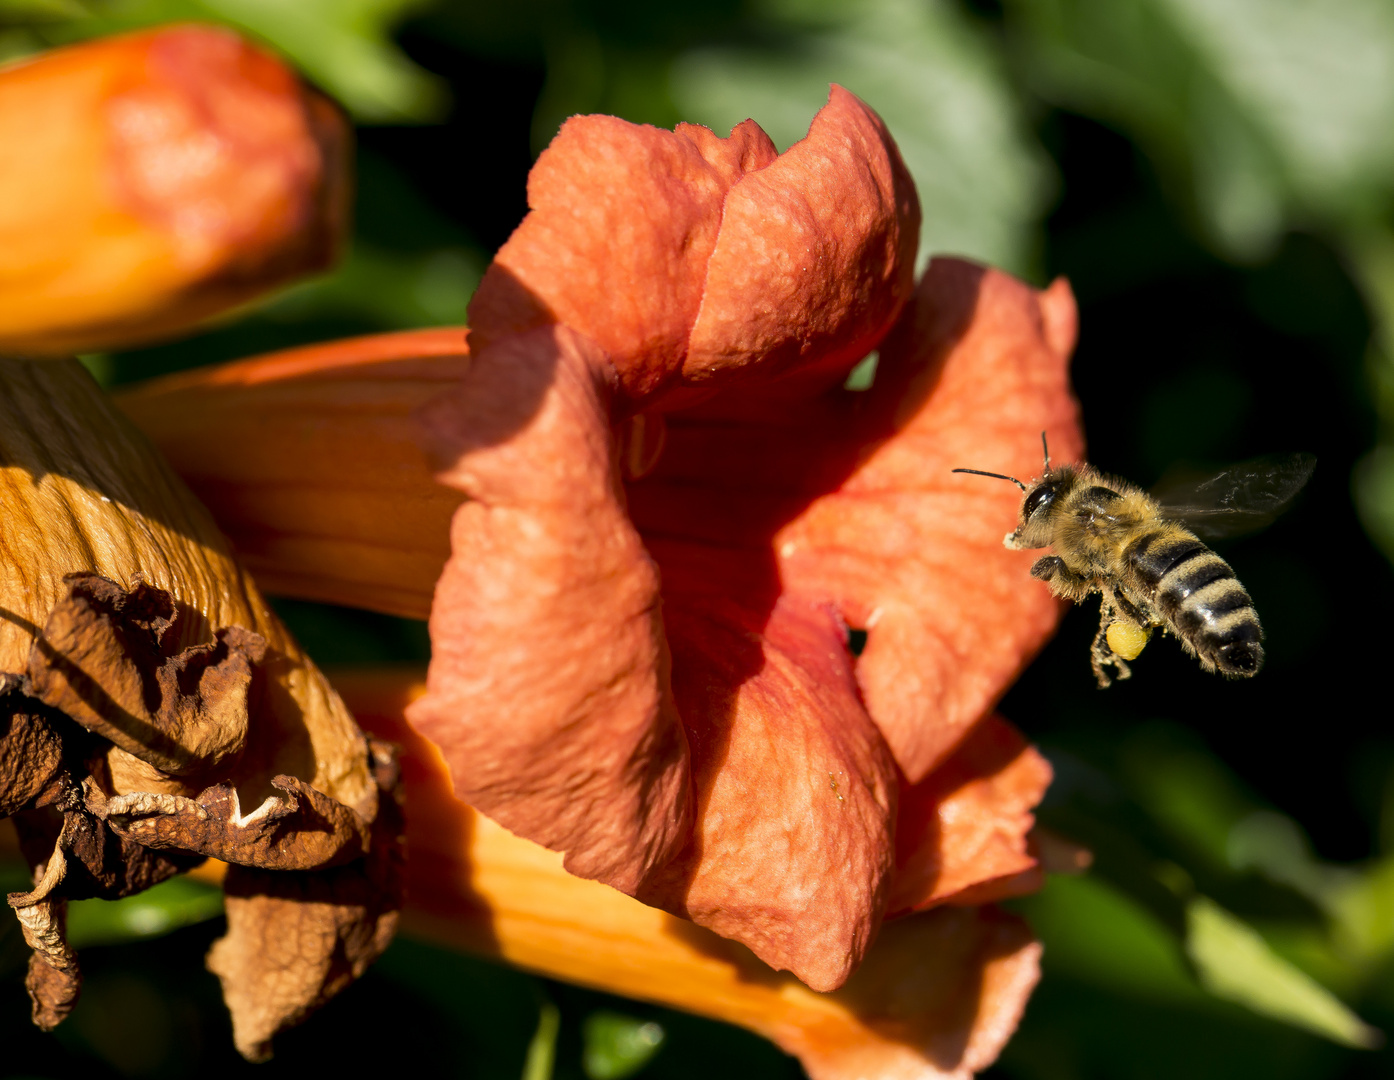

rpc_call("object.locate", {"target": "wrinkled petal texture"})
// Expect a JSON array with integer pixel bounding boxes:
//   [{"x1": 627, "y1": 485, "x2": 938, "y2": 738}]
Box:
[
  {"x1": 335, "y1": 669, "x2": 1043, "y2": 1080},
  {"x1": 121, "y1": 94, "x2": 1079, "y2": 991},
  {"x1": 418, "y1": 325, "x2": 695, "y2": 899},
  {"x1": 468, "y1": 85, "x2": 919, "y2": 408},
  {"x1": 890, "y1": 715, "x2": 1052, "y2": 915},
  {"x1": 763, "y1": 258, "x2": 1084, "y2": 780},
  {"x1": 417, "y1": 250, "x2": 1078, "y2": 986},
  {"x1": 413, "y1": 88, "x2": 924, "y2": 989},
  {"x1": 0, "y1": 24, "x2": 348, "y2": 356}
]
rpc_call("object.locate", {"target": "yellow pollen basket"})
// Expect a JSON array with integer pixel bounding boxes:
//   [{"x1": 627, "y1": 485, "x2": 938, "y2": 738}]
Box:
[{"x1": 1106, "y1": 621, "x2": 1151, "y2": 661}]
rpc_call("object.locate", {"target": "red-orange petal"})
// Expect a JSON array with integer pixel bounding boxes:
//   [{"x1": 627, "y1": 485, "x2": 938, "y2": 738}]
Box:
[
  {"x1": 119, "y1": 258, "x2": 1078, "y2": 990},
  {"x1": 0, "y1": 24, "x2": 348, "y2": 356},
  {"x1": 637, "y1": 589, "x2": 898, "y2": 991},
  {"x1": 888, "y1": 714, "x2": 1052, "y2": 915},
  {"x1": 621, "y1": 259, "x2": 1081, "y2": 784},
  {"x1": 333, "y1": 668, "x2": 1043, "y2": 1080},
  {"x1": 468, "y1": 86, "x2": 918, "y2": 410},
  {"x1": 411, "y1": 325, "x2": 695, "y2": 896},
  {"x1": 684, "y1": 88, "x2": 919, "y2": 393},
  {"x1": 778, "y1": 259, "x2": 1083, "y2": 780}
]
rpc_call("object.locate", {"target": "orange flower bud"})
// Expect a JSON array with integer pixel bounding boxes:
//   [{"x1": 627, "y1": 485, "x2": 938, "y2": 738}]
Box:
[{"x1": 0, "y1": 24, "x2": 349, "y2": 356}]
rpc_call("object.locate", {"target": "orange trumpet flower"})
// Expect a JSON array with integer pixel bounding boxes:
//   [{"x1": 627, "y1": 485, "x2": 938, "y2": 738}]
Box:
[
  {"x1": 331, "y1": 668, "x2": 1047, "y2": 1080},
  {"x1": 0, "y1": 24, "x2": 349, "y2": 357},
  {"x1": 119, "y1": 86, "x2": 1083, "y2": 1067}
]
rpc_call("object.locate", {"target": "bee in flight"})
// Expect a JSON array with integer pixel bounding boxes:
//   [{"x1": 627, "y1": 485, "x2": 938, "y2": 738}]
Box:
[{"x1": 954, "y1": 437, "x2": 1315, "y2": 687}]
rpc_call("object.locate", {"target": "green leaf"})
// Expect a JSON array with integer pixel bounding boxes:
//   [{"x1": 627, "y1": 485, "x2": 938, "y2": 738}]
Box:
[
  {"x1": 671, "y1": 0, "x2": 1052, "y2": 277},
  {"x1": 1012, "y1": 873, "x2": 1202, "y2": 1002},
  {"x1": 5, "y1": 0, "x2": 447, "y2": 122},
  {"x1": 265, "y1": 243, "x2": 482, "y2": 329},
  {"x1": 522, "y1": 1000, "x2": 560, "y2": 1080},
  {"x1": 1008, "y1": 0, "x2": 1394, "y2": 256},
  {"x1": 195, "y1": 0, "x2": 447, "y2": 122},
  {"x1": 1185, "y1": 895, "x2": 1382, "y2": 1049},
  {"x1": 0, "y1": 0, "x2": 88, "y2": 19},
  {"x1": 843, "y1": 351, "x2": 879, "y2": 391},
  {"x1": 66, "y1": 875, "x2": 223, "y2": 948},
  {"x1": 582, "y1": 1012, "x2": 666, "y2": 1080},
  {"x1": 1118, "y1": 723, "x2": 1262, "y2": 870}
]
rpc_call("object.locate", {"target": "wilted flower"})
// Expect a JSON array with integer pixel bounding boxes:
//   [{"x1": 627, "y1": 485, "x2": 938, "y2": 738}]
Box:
[
  {"x1": 0, "y1": 23, "x2": 348, "y2": 357},
  {"x1": 0, "y1": 25, "x2": 390, "y2": 1062},
  {"x1": 119, "y1": 84, "x2": 1084, "y2": 1072}
]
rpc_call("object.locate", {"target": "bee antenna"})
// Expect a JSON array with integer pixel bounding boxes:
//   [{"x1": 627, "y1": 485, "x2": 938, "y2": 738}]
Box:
[
  {"x1": 952, "y1": 468, "x2": 1028, "y2": 492},
  {"x1": 1041, "y1": 431, "x2": 1051, "y2": 472}
]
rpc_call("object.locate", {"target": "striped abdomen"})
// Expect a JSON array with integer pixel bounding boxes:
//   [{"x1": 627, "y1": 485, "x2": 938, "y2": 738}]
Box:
[{"x1": 1124, "y1": 531, "x2": 1263, "y2": 677}]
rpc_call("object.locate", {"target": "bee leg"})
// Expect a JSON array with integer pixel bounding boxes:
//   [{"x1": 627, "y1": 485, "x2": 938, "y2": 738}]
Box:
[
  {"x1": 1090, "y1": 602, "x2": 1132, "y2": 689},
  {"x1": 1031, "y1": 556, "x2": 1094, "y2": 602},
  {"x1": 1112, "y1": 589, "x2": 1150, "y2": 627}
]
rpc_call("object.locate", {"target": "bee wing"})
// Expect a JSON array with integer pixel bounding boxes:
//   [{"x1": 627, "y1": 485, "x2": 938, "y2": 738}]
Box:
[{"x1": 1152, "y1": 452, "x2": 1316, "y2": 541}]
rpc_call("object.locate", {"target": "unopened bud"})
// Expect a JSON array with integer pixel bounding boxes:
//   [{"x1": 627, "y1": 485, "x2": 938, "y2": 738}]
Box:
[{"x1": 0, "y1": 24, "x2": 350, "y2": 356}]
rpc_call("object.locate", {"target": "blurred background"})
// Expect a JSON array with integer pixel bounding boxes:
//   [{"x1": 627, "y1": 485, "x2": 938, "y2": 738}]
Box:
[{"x1": 3, "y1": 1, "x2": 1394, "y2": 1077}]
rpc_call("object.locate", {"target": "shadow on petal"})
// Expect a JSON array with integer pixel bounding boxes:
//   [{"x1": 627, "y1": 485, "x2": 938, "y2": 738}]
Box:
[{"x1": 333, "y1": 667, "x2": 1040, "y2": 1080}]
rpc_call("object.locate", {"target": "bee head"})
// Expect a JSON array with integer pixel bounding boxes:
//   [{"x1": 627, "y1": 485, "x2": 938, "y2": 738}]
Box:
[
  {"x1": 953, "y1": 434, "x2": 1073, "y2": 550},
  {"x1": 1007, "y1": 470, "x2": 1072, "y2": 549}
]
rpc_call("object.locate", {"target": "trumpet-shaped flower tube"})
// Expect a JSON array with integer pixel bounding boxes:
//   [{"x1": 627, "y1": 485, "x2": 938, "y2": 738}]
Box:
[
  {"x1": 120, "y1": 89, "x2": 1083, "y2": 994},
  {"x1": 332, "y1": 668, "x2": 1044, "y2": 1080},
  {"x1": 0, "y1": 24, "x2": 349, "y2": 356}
]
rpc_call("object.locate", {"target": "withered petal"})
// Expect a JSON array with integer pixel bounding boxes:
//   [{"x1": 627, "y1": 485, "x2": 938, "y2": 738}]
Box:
[
  {"x1": 26, "y1": 945, "x2": 81, "y2": 1031},
  {"x1": 0, "y1": 678, "x2": 68, "y2": 815},
  {"x1": 208, "y1": 866, "x2": 399, "y2": 1061},
  {"x1": 0, "y1": 358, "x2": 376, "y2": 822},
  {"x1": 206, "y1": 739, "x2": 404, "y2": 1061},
  {"x1": 0, "y1": 354, "x2": 392, "y2": 1045},
  {"x1": 27, "y1": 573, "x2": 265, "y2": 778},
  {"x1": 8, "y1": 840, "x2": 81, "y2": 1029},
  {"x1": 89, "y1": 775, "x2": 368, "y2": 870},
  {"x1": 11, "y1": 798, "x2": 197, "y2": 902}
]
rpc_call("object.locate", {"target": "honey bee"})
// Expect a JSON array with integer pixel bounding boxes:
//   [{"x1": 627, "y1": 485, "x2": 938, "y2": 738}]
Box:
[{"x1": 954, "y1": 437, "x2": 1315, "y2": 687}]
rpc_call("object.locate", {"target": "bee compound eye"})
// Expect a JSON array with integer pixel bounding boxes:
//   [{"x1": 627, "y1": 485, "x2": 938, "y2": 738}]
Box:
[{"x1": 1023, "y1": 483, "x2": 1057, "y2": 519}]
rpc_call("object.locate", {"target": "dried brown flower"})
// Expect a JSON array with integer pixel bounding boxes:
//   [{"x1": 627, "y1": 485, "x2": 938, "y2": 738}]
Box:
[{"x1": 0, "y1": 357, "x2": 400, "y2": 1059}]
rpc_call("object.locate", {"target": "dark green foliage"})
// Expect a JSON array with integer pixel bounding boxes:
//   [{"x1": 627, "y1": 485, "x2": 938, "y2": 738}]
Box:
[{"x1": 3, "y1": 2, "x2": 1392, "y2": 1077}]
